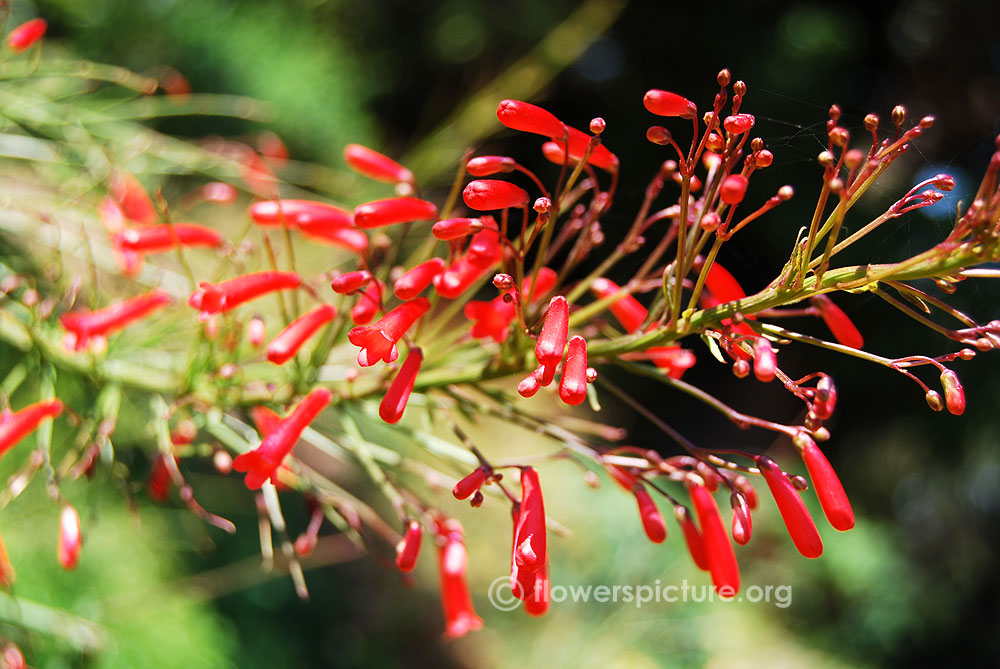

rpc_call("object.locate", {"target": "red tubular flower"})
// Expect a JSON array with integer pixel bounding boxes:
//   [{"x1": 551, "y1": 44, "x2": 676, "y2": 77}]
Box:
[
  {"x1": 395, "y1": 520, "x2": 423, "y2": 573},
  {"x1": 752, "y1": 337, "x2": 776, "y2": 382},
  {"x1": 353, "y1": 197, "x2": 438, "y2": 229},
  {"x1": 466, "y1": 228, "x2": 502, "y2": 268},
  {"x1": 496, "y1": 99, "x2": 566, "y2": 138},
  {"x1": 756, "y1": 455, "x2": 823, "y2": 558},
  {"x1": 558, "y1": 335, "x2": 589, "y2": 406},
  {"x1": 189, "y1": 271, "x2": 301, "y2": 315},
  {"x1": 58, "y1": 504, "x2": 82, "y2": 570},
  {"x1": 453, "y1": 466, "x2": 490, "y2": 500},
  {"x1": 522, "y1": 559, "x2": 550, "y2": 617},
  {"x1": 541, "y1": 126, "x2": 620, "y2": 172},
  {"x1": 512, "y1": 467, "x2": 546, "y2": 574},
  {"x1": 730, "y1": 492, "x2": 752, "y2": 545},
  {"x1": 147, "y1": 452, "x2": 174, "y2": 502},
  {"x1": 434, "y1": 255, "x2": 494, "y2": 300},
  {"x1": 811, "y1": 295, "x2": 864, "y2": 349},
  {"x1": 0, "y1": 399, "x2": 63, "y2": 460},
  {"x1": 249, "y1": 199, "x2": 353, "y2": 228},
  {"x1": 517, "y1": 371, "x2": 541, "y2": 398},
  {"x1": 462, "y1": 179, "x2": 529, "y2": 211},
  {"x1": 351, "y1": 279, "x2": 384, "y2": 325},
  {"x1": 233, "y1": 388, "x2": 332, "y2": 489},
  {"x1": 343, "y1": 143, "x2": 415, "y2": 185},
  {"x1": 643, "y1": 89, "x2": 697, "y2": 119},
  {"x1": 379, "y1": 347, "x2": 423, "y2": 423},
  {"x1": 394, "y1": 258, "x2": 446, "y2": 300},
  {"x1": 436, "y1": 518, "x2": 483, "y2": 639},
  {"x1": 109, "y1": 172, "x2": 157, "y2": 225},
  {"x1": 348, "y1": 298, "x2": 430, "y2": 367},
  {"x1": 689, "y1": 483, "x2": 740, "y2": 593},
  {"x1": 61, "y1": 290, "x2": 171, "y2": 351},
  {"x1": 720, "y1": 175, "x2": 749, "y2": 205},
  {"x1": 297, "y1": 220, "x2": 369, "y2": 252},
  {"x1": 267, "y1": 304, "x2": 337, "y2": 365},
  {"x1": 465, "y1": 298, "x2": 515, "y2": 343},
  {"x1": 704, "y1": 262, "x2": 747, "y2": 303},
  {"x1": 432, "y1": 217, "x2": 485, "y2": 241},
  {"x1": 675, "y1": 506, "x2": 710, "y2": 571},
  {"x1": 536, "y1": 296, "x2": 569, "y2": 367},
  {"x1": 940, "y1": 369, "x2": 965, "y2": 415},
  {"x1": 467, "y1": 156, "x2": 515, "y2": 176},
  {"x1": 113, "y1": 224, "x2": 224, "y2": 253},
  {"x1": 590, "y1": 278, "x2": 647, "y2": 333},
  {"x1": 1, "y1": 643, "x2": 25, "y2": 669},
  {"x1": 331, "y1": 270, "x2": 372, "y2": 295},
  {"x1": 798, "y1": 436, "x2": 855, "y2": 531},
  {"x1": 7, "y1": 18, "x2": 47, "y2": 52},
  {"x1": 647, "y1": 345, "x2": 696, "y2": 378},
  {"x1": 723, "y1": 113, "x2": 756, "y2": 135},
  {"x1": 633, "y1": 486, "x2": 667, "y2": 543}
]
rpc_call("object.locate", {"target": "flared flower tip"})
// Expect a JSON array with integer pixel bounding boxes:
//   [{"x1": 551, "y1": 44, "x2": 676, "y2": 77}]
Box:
[
  {"x1": 496, "y1": 99, "x2": 566, "y2": 138},
  {"x1": 756, "y1": 455, "x2": 823, "y2": 558},
  {"x1": 58, "y1": 505, "x2": 82, "y2": 570},
  {"x1": 643, "y1": 89, "x2": 697, "y2": 119},
  {"x1": 800, "y1": 439, "x2": 855, "y2": 531}
]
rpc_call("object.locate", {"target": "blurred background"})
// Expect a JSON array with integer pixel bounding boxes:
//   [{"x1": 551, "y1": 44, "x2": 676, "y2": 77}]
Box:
[{"x1": 2, "y1": 0, "x2": 1000, "y2": 666}]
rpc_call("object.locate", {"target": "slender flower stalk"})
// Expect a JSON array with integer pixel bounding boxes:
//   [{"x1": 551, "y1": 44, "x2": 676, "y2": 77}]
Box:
[
  {"x1": 61, "y1": 291, "x2": 171, "y2": 351},
  {"x1": 348, "y1": 298, "x2": 430, "y2": 366},
  {"x1": 267, "y1": 304, "x2": 337, "y2": 365},
  {"x1": 378, "y1": 348, "x2": 423, "y2": 423},
  {"x1": 233, "y1": 389, "x2": 332, "y2": 489},
  {"x1": 0, "y1": 399, "x2": 63, "y2": 460}
]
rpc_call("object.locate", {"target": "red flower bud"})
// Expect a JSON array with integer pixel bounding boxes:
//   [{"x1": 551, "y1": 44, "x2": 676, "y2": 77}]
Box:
[
  {"x1": 752, "y1": 337, "x2": 776, "y2": 382},
  {"x1": 7, "y1": 18, "x2": 47, "y2": 52},
  {"x1": 249, "y1": 199, "x2": 353, "y2": 229},
  {"x1": 688, "y1": 483, "x2": 740, "y2": 593},
  {"x1": 113, "y1": 224, "x2": 223, "y2": 254},
  {"x1": 643, "y1": 89, "x2": 697, "y2": 118},
  {"x1": 331, "y1": 270, "x2": 373, "y2": 294},
  {"x1": 730, "y1": 492, "x2": 752, "y2": 545},
  {"x1": 0, "y1": 399, "x2": 63, "y2": 461},
  {"x1": 496, "y1": 99, "x2": 566, "y2": 139},
  {"x1": 432, "y1": 217, "x2": 485, "y2": 241},
  {"x1": 395, "y1": 258, "x2": 446, "y2": 300},
  {"x1": 756, "y1": 455, "x2": 823, "y2": 558},
  {"x1": 395, "y1": 520, "x2": 423, "y2": 573},
  {"x1": 453, "y1": 466, "x2": 490, "y2": 500},
  {"x1": 536, "y1": 296, "x2": 569, "y2": 368},
  {"x1": 590, "y1": 277, "x2": 647, "y2": 333},
  {"x1": 190, "y1": 272, "x2": 301, "y2": 316},
  {"x1": 434, "y1": 255, "x2": 494, "y2": 300},
  {"x1": 798, "y1": 436, "x2": 854, "y2": 531},
  {"x1": 541, "y1": 126, "x2": 620, "y2": 172},
  {"x1": 462, "y1": 179, "x2": 529, "y2": 211},
  {"x1": 940, "y1": 369, "x2": 965, "y2": 415},
  {"x1": 467, "y1": 156, "x2": 515, "y2": 176},
  {"x1": 379, "y1": 347, "x2": 423, "y2": 424},
  {"x1": 353, "y1": 197, "x2": 438, "y2": 229},
  {"x1": 647, "y1": 344, "x2": 696, "y2": 378},
  {"x1": 811, "y1": 295, "x2": 864, "y2": 349},
  {"x1": 720, "y1": 174, "x2": 749, "y2": 205},
  {"x1": 297, "y1": 222, "x2": 369, "y2": 252},
  {"x1": 343, "y1": 143, "x2": 414, "y2": 185},
  {"x1": 58, "y1": 504, "x2": 82, "y2": 570},
  {"x1": 512, "y1": 467, "x2": 546, "y2": 574},
  {"x1": 437, "y1": 519, "x2": 483, "y2": 638},
  {"x1": 62, "y1": 291, "x2": 171, "y2": 351},
  {"x1": 811, "y1": 374, "x2": 838, "y2": 420},
  {"x1": 233, "y1": 388, "x2": 332, "y2": 489},
  {"x1": 109, "y1": 171, "x2": 157, "y2": 225},
  {"x1": 633, "y1": 486, "x2": 667, "y2": 543},
  {"x1": 675, "y1": 505, "x2": 709, "y2": 571},
  {"x1": 723, "y1": 113, "x2": 756, "y2": 135},
  {"x1": 267, "y1": 304, "x2": 337, "y2": 365},
  {"x1": 348, "y1": 298, "x2": 430, "y2": 367},
  {"x1": 558, "y1": 335, "x2": 589, "y2": 406}
]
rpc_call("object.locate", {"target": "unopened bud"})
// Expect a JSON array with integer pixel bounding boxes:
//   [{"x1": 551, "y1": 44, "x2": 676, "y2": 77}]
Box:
[
  {"x1": 940, "y1": 369, "x2": 965, "y2": 415},
  {"x1": 733, "y1": 80, "x2": 747, "y2": 96},
  {"x1": 818, "y1": 151, "x2": 835, "y2": 168},
  {"x1": 584, "y1": 470, "x2": 601, "y2": 489},
  {"x1": 470, "y1": 490, "x2": 485, "y2": 507},
  {"x1": 829, "y1": 127, "x2": 849, "y2": 147},
  {"x1": 646, "y1": 126, "x2": 672, "y2": 145},
  {"x1": 493, "y1": 273, "x2": 514, "y2": 291},
  {"x1": 533, "y1": 197, "x2": 551, "y2": 214},
  {"x1": 845, "y1": 149, "x2": 865, "y2": 170},
  {"x1": 754, "y1": 150, "x2": 773, "y2": 168},
  {"x1": 589, "y1": 117, "x2": 606, "y2": 135},
  {"x1": 717, "y1": 69, "x2": 731, "y2": 87},
  {"x1": 864, "y1": 113, "x2": 879, "y2": 132},
  {"x1": 925, "y1": 390, "x2": 944, "y2": 412},
  {"x1": 732, "y1": 359, "x2": 750, "y2": 378},
  {"x1": 891, "y1": 105, "x2": 906, "y2": 127},
  {"x1": 790, "y1": 475, "x2": 809, "y2": 491},
  {"x1": 828, "y1": 104, "x2": 841, "y2": 121}
]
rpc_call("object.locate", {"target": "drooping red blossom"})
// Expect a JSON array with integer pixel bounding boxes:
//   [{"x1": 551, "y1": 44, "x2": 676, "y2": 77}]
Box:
[
  {"x1": 512, "y1": 467, "x2": 546, "y2": 574},
  {"x1": 267, "y1": 304, "x2": 337, "y2": 365},
  {"x1": 0, "y1": 399, "x2": 63, "y2": 460},
  {"x1": 798, "y1": 435, "x2": 855, "y2": 531},
  {"x1": 633, "y1": 485, "x2": 667, "y2": 543},
  {"x1": 453, "y1": 466, "x2": 490, "y2": 500},
  {"x1": 730, "y1": 492, "x2": 753, "y2": 545},
  {"x1": 58, "y1": 504, "x2": 82, "y2": 570},
  {"x1": 353, "y1": 197, "x2": 438, "y2": 229},
  {"x1": 522, "y1": 559, "x2": 550, "y2": 617},
  {"x1": 109, "y1": 171, "x2": 157, "y2": 225},
  {"x1": 233, "y1": 388, "x2": 332, "y2": 490},
  {"x1": 720, "y1": 174, "x2": 749, "y2": 205},
  {"x1": 379, "y1": 348, "x2": 423, "y2": 424},
  {"x1": 756, "y1": 455, "x2": 823, "y2": 558},
  {"x1": 395, "y1": 520, "x2": 423, "y2": 573},
  {"x1": 189, "y1": 271, "x2": 301, "y2": 315},
  {"x1": 348, "y1": 298, "x2": 430, "y2": 367},
  {"x1": 113, "y1": 224, "x2": 224, "y2": 253},
  {"x1": 61, "y1": 290, "x2": 171, "y2": 351},
  {"x1": 466, "y1": 155, "x2": 515, "y2": 177},
  {"x1": 7, "y1": 18, "x2": 47, "y2": 52},
  {"x1": 675, "y1": 505, "x2": 710, "y2": 571},
  {"x1": 558, "y1": 335, "x2": 589, "y2": 406},
  {"x1": 436, "y1": 518, "x2": 483, "y2": 639},
  {"x1": 351, "y1": 279, "x2": 384, "y2": 325},
  {"x1": 535, "y1": 296, "x2": 569, "y2": 368},
  {"x1": 331, "y1": 270, "x2": 373, "y2": 295},
  {"x1": 462, "y1": 180, "x2": 530, "y2": 211},
  {"x1": 811, "y1": 294, "x2": 864, "y2": 349},
  {"x1": 343, "y1": 143, "x2": 415, "y2": 185},
  {"x1": 643, "y1": 89, "x2": 697, "y2": 119},
  {"x1": 752, "y1": 337, "x2": 776, "y2": 382},
  {"x1": 394, "y1": 258, "x2": 446, "y2": 300},
  {"x1": 689, "y1": 483, "x2": 740, "y2": 593},
  {"x1": 590, "y1": 278, "x2": 647, "y2": 333},
  {"x1": 249, "y1": 199, "x2": 353, "y2": 229},
  {"x1": 940, "y1": 369, "x2": 965, "y2": 415},
  {"x1": 496, "y1": 99, "x2": 566, "y2": 139}
]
